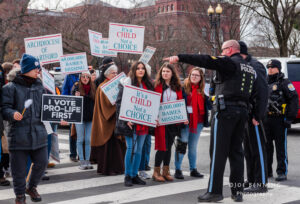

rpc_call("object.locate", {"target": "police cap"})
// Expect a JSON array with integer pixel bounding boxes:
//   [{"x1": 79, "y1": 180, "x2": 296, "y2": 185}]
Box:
[{"x1": 267, "y1": 59, "x2": 281, "y2": 71}]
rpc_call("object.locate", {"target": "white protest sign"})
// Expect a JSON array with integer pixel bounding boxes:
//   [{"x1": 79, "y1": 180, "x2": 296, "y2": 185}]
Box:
[
  {"x1": 99, "y1": 38, "x2": 118, "y2": 57},
  {"x1": 42, "y1": 68, "x2": 55, "y2": 94},
  {"x1": 119, "y1": 85, "x2": 161, "y2": 127},
  {"x1": 24, "y1": 34, "x2": 63, "y2": 64},
  {"x1": 100, "y1": 72, "x2": 126, "y2": 105},
  {"x1": 139, "y1": 46, "x2": 156, "y2": 64},
  {"x1": 60, "y1": 52, "x2": 88, "y2": 74},
  {"x1": 88, "y1": 29, "x2": 102, "y2": 57},
  {"x1": 108, "y1": 22, "x2": 145, "y2": 54},
  {"x1": 158, "y1": 99, "x2": 188, "y2": 125}
]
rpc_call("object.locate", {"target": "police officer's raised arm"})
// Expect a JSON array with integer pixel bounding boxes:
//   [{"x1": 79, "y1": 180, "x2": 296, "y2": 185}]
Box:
[{"x1": 164, "y1": 54, "x2": 236, "y2": 73}]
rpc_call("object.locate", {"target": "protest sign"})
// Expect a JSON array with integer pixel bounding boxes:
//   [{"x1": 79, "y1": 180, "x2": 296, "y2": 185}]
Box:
[
  {"x1": 24, "y1": 34, "x2": 63, "y2": 64},
  {"x1": 139, "y1": 46, "x2": 156, "y2": 64},
  {"x1": 100, "y1": 72, "x2": 126, "y2": 105},
  {"x1": 42, "y1": 68, "x2": 55, "y2": 94},
  {"x1": 119, "y1": 85, "x2": 161, "y2": 127},
  {"x1": 158, "y1": 99, "x2": 188, "y2": 125},
  {"x1": 60, "y1": 52, "x2": 88, "y2": 74},
  {"x1": 42, "y1": 94, "x2": 83, "y2": 123},
  {"x1": 99, "y1": 38, "x2": 118, "y2": 57},
  {"x1": 108, "y1": 23, "x2": 145, "y2": 54},
  {"x1": 88, "y1": 29, "x2": 102, "y2": 57}
]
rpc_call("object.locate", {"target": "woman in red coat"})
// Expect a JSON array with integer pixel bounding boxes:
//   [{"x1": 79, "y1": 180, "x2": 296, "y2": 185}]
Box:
[{"x1": 152, "y1": 63, "x2": 188, "y2": 182}]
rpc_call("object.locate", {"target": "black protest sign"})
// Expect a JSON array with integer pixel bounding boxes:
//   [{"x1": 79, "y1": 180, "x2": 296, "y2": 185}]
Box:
[{"x1": 42, "y1": 94, "x2": 83, "y2": 123}]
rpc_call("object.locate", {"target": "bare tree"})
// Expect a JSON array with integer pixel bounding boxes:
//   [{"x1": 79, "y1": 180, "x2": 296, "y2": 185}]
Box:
[{"x1": 232, "y1": 0, "x2": 300, "y2": 57}]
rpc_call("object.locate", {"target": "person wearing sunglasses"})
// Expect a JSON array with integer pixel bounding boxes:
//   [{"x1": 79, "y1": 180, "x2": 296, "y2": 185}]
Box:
[
  {"x1": 72, "y1": 71, "x2": 96, "y2": 170},
  {"x1": 164, "y1": 39, "x2": 260, "y2": 203}
]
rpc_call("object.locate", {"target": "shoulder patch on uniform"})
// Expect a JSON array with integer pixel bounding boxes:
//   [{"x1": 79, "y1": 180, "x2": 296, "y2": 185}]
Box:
[{"x1": 288, "y1": 83, "x2": 295, "y2": 91}]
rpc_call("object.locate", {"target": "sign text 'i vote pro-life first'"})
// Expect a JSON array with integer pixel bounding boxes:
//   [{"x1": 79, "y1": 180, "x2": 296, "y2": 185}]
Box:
[
  {"x1": 119, "y1": 85, "x2": 161, "y2": 127},
  {"x1": 42, "y1": 94, "x2": 83, "y2": 124},
  {"x1": 24, "y1": 33, "x2": 63, "y2": 64}
]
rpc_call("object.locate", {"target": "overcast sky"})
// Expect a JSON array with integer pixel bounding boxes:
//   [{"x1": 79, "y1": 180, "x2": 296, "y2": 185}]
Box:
[{"x1": 28, "y1": 0, "x2": 136, "y2": 10}]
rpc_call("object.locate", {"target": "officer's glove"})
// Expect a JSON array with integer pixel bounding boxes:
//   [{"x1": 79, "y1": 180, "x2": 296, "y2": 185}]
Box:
[{"x1": 283, "y1": 120, "x2": 292, "y2": 129}]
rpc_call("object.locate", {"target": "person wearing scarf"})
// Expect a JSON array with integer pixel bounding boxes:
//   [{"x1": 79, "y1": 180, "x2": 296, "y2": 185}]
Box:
[
  {"x1": 174, "y1": 67, "x2": 210, "y2": 180},
  {"x1": 72, "y1": 71, "x2": 96, "y2": 170},
  {"x1": 115, "y1": 61, "x2": 154, "y2": 187},
  {"x1": 90, "y1": 63, "x2": 126, "y2": 175},
  {"x1": 152, "y1": 63, "x2": 187, "y2": 182}
]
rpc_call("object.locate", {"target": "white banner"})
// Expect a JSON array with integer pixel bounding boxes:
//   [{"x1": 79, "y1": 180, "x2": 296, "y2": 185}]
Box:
[
  {"x1": 108, "y1": 22, "x2": 145, "y2": 54},
  {"x1": 60, "y1": 52, "x2": 88, "y2": 74},
  {"x1": 158, "y1": 99, "x2": 188, "y2": 125},
  {"x1": 88, "y1": 29, "x2": 102, "y2": 57},
  {"x1": 42, "y1": 68, "x2": 55, "y2": 94},
  {"x1": 100, "y1": 72, "x2": 126, "y2": 105},
  {"x1": 119, "y1": 85, "x2": 161, "y2": 127},
  {"x1": 139, "y1": 46, "x2": 156, "y2": 64},
  {"x1": 24, "y1": 33, "x2": 63, "y2": 64}
]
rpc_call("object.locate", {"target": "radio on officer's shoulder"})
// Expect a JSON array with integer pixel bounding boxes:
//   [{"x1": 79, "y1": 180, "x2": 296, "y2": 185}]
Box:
[{"x1": 218, "y1": 95, "x2": 226, "y2": 110}]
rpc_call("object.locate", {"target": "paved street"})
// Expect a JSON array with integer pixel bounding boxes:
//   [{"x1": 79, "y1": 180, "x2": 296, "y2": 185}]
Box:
[{"x1": 1, "y1": 124, "x2": 300, "y2": 204}]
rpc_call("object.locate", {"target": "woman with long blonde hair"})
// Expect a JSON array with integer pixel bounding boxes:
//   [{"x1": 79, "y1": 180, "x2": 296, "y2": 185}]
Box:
[{"x1": 174, "y1": 67, "x2": 210, "y2": 179}]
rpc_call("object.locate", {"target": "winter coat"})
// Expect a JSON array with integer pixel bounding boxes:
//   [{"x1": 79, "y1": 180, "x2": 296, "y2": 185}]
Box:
[
  {"x1": 62, "y1": 74, "x2": 79, "y2": 95},
  {"x1": 1, "y1": 74, "x2": 48, "y2": 150},
  {"x1": 71, "y1": 82, "x2": 95, "y2": 122},
  {"x1": 182, "y1": 89, "x2": 211, "y2": 128}
]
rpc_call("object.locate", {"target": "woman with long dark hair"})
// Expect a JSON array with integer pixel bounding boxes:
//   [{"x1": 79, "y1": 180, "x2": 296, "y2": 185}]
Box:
[
  {"x1": 115, "y1": 61, "x2": 154, "y2": 187},
  {"x1": 72, "y1": 71, "x2": 96, "y2": 170},
  {"x1": 152, "y1": 63, "x2": 188, "y2": 182},
  {"x1": 174, "y1": 67, "x2": 210, "y2": 179}
]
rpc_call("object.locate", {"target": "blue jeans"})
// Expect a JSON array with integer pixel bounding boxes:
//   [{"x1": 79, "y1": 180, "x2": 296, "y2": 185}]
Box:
[
  {"x1": 175, "y1": 123, "x2": 203, "y2": 171},
  {"x1": 139, "y1": 134, "x2": 151, "y2": 171},
  {"x1": 125, "y1": 133, "x2": 146, "y2": 177},
  {"x1": 75, "y1": 122, "x2": 92, "y2": 161}
]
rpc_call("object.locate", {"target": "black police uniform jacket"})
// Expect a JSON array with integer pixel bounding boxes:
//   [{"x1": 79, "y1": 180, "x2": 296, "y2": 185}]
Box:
[
  {"x1": 178, "y1": 53, "x2": 257, "y2": 106},
  {"x1": 246, "y1": 54, "x2": 269, "y2": 121},
  {"x1": 267, "y1": 72, "x2": 298, "y2": 124},
  {"x1": 1, "y1": 74, "x2": 48, "y2": 150}
]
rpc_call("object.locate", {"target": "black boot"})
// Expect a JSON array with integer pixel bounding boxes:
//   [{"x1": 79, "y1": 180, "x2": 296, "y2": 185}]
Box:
[
  {"x1": 190, "y1": 169, "x2": 204, "y2": 178},
  {"x1": 275, "y1": 174, "x2": 287, "y2": 181},
  {"x1": 244, "y1": 185, "x2": 268, "y2": 193},
  {"x1": 231, "y1": 194, "x2": 243, "y2": 202},
  {"x1": 174, "y1": 169, "x2": 184, "y2": 179},
  {"x1": 132, "y1": 175, "x2": 146, "y2": 185},
  {"x1": 124, "y1": 175, "x2": 133, "y2": 187},
  {"x1": 198, "y1": 192, "x2": 223, "y2": 202}
]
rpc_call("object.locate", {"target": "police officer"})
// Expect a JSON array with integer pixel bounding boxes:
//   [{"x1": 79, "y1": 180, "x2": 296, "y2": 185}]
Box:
[
  {"x1": 239, "y1": 41, "x2": 269, "y2": 193},
  {"x1": 265, "y1": 59, "x2": 298, "y2": 181},
  {"x1": 165, "y1": 40, "x2": 257, "y2": 202}
]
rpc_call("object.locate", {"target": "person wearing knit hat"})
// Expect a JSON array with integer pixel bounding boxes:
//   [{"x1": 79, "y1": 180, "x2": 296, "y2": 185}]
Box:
[
  {"x1": 20, "y1": 54, "x2": 41, "y2": 74},
  {"x1": 96, "y1": 63, "x2": 118, "y2": 87},
  {"x1": 1, "y1": 53, "x2": 48, "y2": 203},
  {"x1": 94, "y1": 58, "x2": 116, "y2": 88}
]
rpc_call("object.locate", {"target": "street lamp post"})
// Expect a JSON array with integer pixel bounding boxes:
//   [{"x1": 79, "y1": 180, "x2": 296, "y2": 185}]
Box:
[{"x1": 207, "y1": 2, "x2": 223, "y2": 56}]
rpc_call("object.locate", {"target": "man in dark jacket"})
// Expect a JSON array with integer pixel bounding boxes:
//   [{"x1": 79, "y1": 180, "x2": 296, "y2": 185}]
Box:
[
  {"x1": 165, "y1": 40, "x2": 259, "y2": 202},
  {"x1": 239, "y1": 41, "x2": 269, "y2": 193},
  {"x1": 1, "y1": 54, "x2": 48, "y2": 204},
  {"x1": 264, "y1": 59, "x2": 298, "y2": 182}
]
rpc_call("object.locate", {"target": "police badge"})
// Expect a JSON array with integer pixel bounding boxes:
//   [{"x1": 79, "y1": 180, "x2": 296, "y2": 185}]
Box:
[
  {"x1": 273, "y1": 84, "x2": 277, "y2": 91},
  {"x1": 288, "y1": 83, "x2": 295, "y2": 91}
]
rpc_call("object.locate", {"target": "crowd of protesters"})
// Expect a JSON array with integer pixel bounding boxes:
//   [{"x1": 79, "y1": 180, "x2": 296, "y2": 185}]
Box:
[{"x1": 0, "y1": 38, "x2": 298, "y2": 204}]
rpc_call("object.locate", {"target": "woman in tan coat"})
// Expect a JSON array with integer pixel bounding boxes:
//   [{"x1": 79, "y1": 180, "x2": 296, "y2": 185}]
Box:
[{"x1": 90, "y1": 63, "x2": 126, "y2": 175}]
